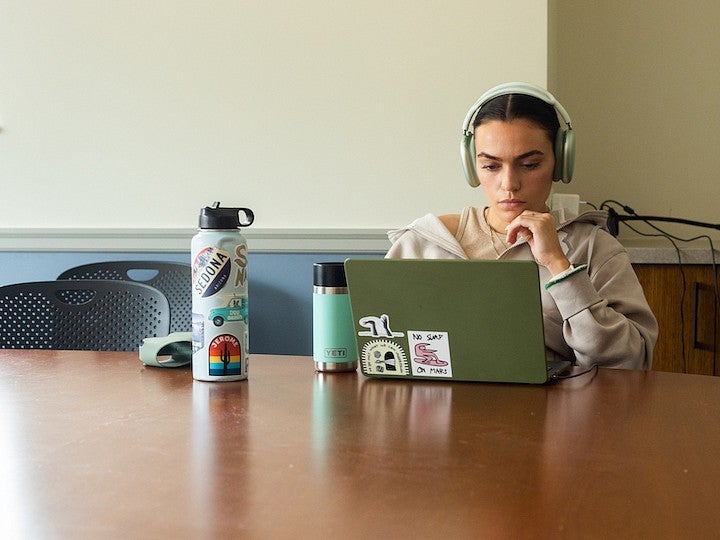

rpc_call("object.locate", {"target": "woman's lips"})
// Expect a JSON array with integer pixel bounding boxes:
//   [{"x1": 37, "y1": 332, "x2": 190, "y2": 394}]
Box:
[{"x1": 499, "y1": 199, "x2": 526, "y2": 209}]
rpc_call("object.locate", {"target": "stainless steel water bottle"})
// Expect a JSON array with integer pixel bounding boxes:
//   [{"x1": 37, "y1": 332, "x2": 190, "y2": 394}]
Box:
[
  {"x1": 313, "y1": 262, "x2": 358, "y2": 372},
  {"x1": 191, "y1": 202, "x2": 254, "y2": 381}
]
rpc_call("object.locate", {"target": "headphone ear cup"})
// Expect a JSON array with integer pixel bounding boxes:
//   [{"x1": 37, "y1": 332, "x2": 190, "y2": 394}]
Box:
[
  {"x1": 553, "y1": 129, "x2": 565, "y2": 182},
  {"x1": 553, "y1": 128, "x2": 575, "y2": 183},
  {"x1": 562, "y1": 129, "x2": 575, "y2": 184},
  {"x1": 461, "y1": 134, "x2": 480, "y2": 187}
]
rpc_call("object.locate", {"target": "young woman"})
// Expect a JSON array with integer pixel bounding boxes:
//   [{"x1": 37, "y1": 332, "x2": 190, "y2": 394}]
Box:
[{"x1": 386, "y1": 83, "x2": 658, "y2": 370}]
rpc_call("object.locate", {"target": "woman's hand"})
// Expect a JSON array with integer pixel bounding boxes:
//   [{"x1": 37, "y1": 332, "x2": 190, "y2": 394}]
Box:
[{"x1": 505, "y1": 211, "x2": 571, "y2": 276}]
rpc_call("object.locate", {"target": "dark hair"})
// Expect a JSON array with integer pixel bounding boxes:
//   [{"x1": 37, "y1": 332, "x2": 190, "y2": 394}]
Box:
[{"x1": 473, "y1": 93, "x2": 560, "y2": 145}]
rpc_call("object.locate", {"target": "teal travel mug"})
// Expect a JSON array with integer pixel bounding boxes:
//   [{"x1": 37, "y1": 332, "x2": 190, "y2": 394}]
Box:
[{"x1": 313, "y1": 262, "x2": 358, "y2": 372}]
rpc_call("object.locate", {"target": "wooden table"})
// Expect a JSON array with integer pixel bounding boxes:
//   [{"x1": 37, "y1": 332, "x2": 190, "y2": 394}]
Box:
[{"x1": 2, "y1": 351, "x2": 720, "y2": 539}]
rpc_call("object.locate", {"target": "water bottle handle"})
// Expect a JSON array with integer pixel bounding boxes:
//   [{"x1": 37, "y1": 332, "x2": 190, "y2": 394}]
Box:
[{"x1": 237, "y1": 208, "x2": 254, "y2": 227}]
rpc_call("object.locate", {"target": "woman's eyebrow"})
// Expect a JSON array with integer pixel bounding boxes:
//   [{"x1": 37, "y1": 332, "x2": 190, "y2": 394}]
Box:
[{"x1": 476, "y1": 150, "x2": 545, "y2": 160}]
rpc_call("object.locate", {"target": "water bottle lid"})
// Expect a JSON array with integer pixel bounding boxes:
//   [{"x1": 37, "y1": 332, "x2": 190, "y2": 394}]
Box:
[
  {"x1": 198, "y1": 202, "x2": 255, "y2": 229},
  {"x1": 313, "y1": 262, "x2": 347, "y2": 287}
]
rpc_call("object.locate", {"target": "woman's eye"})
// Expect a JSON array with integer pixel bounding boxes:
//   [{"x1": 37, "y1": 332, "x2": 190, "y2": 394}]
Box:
[{"x1": 480, "y1": 163, "x2": 500, "y2": 171}]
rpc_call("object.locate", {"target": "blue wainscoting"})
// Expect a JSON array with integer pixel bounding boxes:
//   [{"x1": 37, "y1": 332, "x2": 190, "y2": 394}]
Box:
[{"x1": 0, "y1": 251, "x2": 383, "y2": 355}]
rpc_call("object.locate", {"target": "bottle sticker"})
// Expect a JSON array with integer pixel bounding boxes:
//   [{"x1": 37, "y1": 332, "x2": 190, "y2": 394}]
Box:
[
  {"x1": 193, "y1": 247, "x2": 232, "y2": 298},
  {"x1": 408, "y1": 331, "x2": 453, "y2": 378},
  {"x1": 234, "y1": 244, "x2": 249, "y2": 287},
  {"x1": 192, "y1": 312, "x2": 205, "y2": 353},
  {"x1": 208, "y1": 295, "x2": 248, "y2": 327},
  {"x1": 208, "y1": 333, "x2": 243, "y2": 376}
]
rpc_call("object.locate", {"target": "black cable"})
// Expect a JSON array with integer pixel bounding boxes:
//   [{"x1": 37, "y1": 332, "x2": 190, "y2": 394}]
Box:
[
  {"x1": 610, "y1": 214, "x2": 720, "y2": 231},
  {"x1": 631, "y1": 221, "x2": 719, "y2": 375},
  {"x1": 630, "y1": 221, "x2": 718, "y2": 314},
  {"x1": 650, "y1": 231, "x2": 714, "y2": 373},
  {"x1": 600, "y1": 199, "x2": 636, "y2": 214},
  {"x1": 611, "y1": 201, "x2": 719, "y2": 334},
  {"x1": 621, "y1": 221, "x2": 688, "y2": 373},
  {"x1": 553, "y1": 364, "x2": 599, "y2": 380},
  {"x1": 601, "y1": 199, "x2": 720, "y2": 237},
  {"x1": 599, "y1": 200, "x2": 719, "y2": 374}
]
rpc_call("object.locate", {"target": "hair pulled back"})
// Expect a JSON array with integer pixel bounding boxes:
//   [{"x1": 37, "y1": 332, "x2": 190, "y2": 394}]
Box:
[{"x1": 472, "y1": 93, "x2": 560, "y2": 145}]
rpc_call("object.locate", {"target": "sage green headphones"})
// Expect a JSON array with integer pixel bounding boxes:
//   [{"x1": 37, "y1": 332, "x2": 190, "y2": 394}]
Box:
[{"x1": 460, "y1": 82, "x2": 575, "y2": 187}]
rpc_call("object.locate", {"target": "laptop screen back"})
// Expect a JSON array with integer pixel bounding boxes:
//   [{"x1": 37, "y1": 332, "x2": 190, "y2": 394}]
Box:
[{"x1": 344, "y1": 258, "x2": 550, "y2": 383}]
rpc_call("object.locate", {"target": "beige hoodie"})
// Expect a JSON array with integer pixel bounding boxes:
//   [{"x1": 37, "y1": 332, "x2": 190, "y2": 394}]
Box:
[{"x1": 386, "y1": 208, "x2": 658, "y2": 370}]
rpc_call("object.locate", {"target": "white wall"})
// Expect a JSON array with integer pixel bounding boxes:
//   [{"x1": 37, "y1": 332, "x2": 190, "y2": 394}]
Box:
[{"x1": 0, "y1": 1, "x2": 547, "y2": 230}]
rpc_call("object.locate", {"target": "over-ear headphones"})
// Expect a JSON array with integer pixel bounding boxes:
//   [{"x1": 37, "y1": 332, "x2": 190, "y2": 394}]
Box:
[{"x1": 460, "y1": 82, "x2": 575, "y2": 187}]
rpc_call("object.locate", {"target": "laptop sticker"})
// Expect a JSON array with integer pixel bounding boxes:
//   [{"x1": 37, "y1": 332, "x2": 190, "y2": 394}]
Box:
[
  {"x1": 361, "y1": 340, "x2": 409, "y2": 376},
  {"x1": 408, "y1": 331, "x2": 453, "y2": 378},
  {"x1": 358, "y1": 314, "x2": 404, "y2": 338}
]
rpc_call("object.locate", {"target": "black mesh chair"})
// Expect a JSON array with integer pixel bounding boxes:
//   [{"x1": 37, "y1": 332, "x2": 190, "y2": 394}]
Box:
[
  {"x1": 58, "y1": 261, "x2": 191, "y2": 333},
  {"x1": 0, "y1": 280, "x2": 170, "y2": 351}
]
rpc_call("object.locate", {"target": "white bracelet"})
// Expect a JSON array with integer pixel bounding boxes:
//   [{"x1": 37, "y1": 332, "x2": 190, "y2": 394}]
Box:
[{"x1": 545, "y1": 264, "x2": 587, "y2": 290}]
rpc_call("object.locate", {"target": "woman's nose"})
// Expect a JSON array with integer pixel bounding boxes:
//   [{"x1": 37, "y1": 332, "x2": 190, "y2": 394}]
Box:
[{"x1": 499, "y1": 168, "x2": 520, "y2": 192}]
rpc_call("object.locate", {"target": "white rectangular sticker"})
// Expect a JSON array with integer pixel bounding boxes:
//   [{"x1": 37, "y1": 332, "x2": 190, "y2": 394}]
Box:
[{"x1": 407, "y1": 331, "x2": 452, "y2": 378}]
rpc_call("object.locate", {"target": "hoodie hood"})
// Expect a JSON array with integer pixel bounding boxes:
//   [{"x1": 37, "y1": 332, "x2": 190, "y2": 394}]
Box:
[
  {"x1": 388, "y1": 209, "x2": 610, "y2": 244},
  {"x1": 386, "y1": 213, "x2": 468, "y2": 259}
]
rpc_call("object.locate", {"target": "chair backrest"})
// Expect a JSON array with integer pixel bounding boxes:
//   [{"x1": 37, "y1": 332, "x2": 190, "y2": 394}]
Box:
[
  {"x1": 58, "y1": 261, "x2": 191, "y2": 333},
  {"x1": 0, "y1": 280, "x2": 170, "y2": 351}
]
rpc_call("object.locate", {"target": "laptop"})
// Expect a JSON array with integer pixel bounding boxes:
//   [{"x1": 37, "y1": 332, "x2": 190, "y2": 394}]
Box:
[{"x1": 344, "y1": 258, "x2": 570, "y2": 384}]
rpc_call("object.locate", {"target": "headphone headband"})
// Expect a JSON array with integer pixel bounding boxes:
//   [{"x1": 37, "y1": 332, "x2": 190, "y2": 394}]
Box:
[
  {"x1": 461, "y1": 82, "x2": 573, "y2": 136},
  {"x1": 460, "y1": 82, "x2": 575, "y2": 186}
]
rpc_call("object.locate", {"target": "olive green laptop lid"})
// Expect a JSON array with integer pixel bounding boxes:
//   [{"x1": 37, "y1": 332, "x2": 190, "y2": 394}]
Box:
[{"x1": 344, "y1": 258, "x2": 559, "y2": 384}]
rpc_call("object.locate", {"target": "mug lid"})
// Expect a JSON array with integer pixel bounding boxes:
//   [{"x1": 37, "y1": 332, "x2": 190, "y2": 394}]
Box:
[{"x1": 313, "y1": 262, "x2": 347, "y2": 287}]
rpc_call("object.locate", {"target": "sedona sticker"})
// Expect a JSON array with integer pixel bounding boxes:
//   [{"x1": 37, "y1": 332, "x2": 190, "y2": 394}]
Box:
[
  {"x1": 193, "y1": 247, "x2": 231, "y2": 298},
  {"x1": 208, "y1": 333, "x2": 242, "y2": 376}
]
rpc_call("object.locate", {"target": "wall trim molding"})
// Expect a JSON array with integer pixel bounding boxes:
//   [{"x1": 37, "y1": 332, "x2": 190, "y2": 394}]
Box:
[{"x1": 0, "y1": 228, "x2": 391, "y2": 253}]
